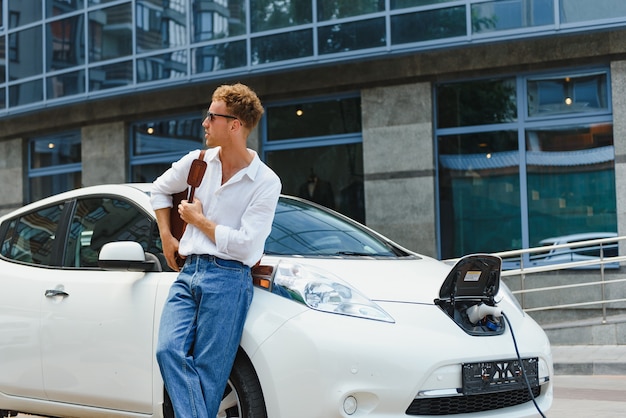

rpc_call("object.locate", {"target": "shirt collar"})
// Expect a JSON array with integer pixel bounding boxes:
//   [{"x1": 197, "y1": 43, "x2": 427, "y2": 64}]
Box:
[{"x1": 207, "y1": 147, "x2": 261, "y2": 181}]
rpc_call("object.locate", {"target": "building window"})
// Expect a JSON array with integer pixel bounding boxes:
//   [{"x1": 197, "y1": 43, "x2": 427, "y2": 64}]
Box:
[
  {"x1": 436, "y1": 69, "x2": 616, "y2": 261},
  {"x1": 129, "y1": 112, "x2": 204, "y2": 183},
  {"x1": 28, "y1": 131, "x2": 82, "y2": 203},
  {"x1": 263, "y1": 95, "x2": 365, "y2": 223}
]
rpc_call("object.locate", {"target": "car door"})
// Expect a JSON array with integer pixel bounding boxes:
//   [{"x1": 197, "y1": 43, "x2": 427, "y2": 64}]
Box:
[
  {"x1": 0, "y1": 203, "x2": 66, "y2": 400},
  {"x1": 39, "y1": 196, "x2": 161, "y2": 414}
]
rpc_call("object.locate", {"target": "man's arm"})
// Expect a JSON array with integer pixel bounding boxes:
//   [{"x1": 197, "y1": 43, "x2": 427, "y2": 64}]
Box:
[{"x1": 155, "y1": 207, "x2": 182, "y2": 271}]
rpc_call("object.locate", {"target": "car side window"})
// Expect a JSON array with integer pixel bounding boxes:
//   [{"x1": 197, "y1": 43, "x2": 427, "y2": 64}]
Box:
[
  {"x1": 64, "y1": 197, "x2": 155, "y2": 268},
  {"x1": 0, "y1": 204, "x2": 65, "y2": 266}
]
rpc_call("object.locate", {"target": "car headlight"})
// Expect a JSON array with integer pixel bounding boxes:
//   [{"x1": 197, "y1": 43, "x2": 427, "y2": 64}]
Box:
[{"x1": 272, "y1": 262, "x2": 395, "y2": 323}]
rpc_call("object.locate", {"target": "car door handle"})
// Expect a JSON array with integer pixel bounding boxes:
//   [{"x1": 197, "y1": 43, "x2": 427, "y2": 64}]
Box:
[{"x1": 45, "y1": 289, "x2": 69, "y2": 298}]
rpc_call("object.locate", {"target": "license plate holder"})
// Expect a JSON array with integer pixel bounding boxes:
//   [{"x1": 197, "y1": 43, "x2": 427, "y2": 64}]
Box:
[{"x1": 462, "y1": 357, "x2": 538, "y2": 395}]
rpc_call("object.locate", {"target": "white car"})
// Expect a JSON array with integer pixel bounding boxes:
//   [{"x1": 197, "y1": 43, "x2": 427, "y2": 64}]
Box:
[{"x1": 0, "y1": 184, "x2": 552, "y2": 418}]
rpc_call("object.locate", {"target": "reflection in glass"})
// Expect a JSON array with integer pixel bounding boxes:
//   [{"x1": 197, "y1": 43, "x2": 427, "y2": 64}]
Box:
[
  {"x1": 266, "y1": 143, "x2": 364, "y2": 222},
  {"x1": 318, "y1": 18, "x2": 385, "y2": 55},
  {"x1": 192, "y1": 0, "x2": 246, "y2": 41},
  {"x1": 137, "y1": 51, "x2": 188, "y2": 83},
  {"x1": 9, "y1": 26, "x2": 44, "y2": 79},
  {"x1": 89, "y1": 61, "x2": 133, "y2": 91},
  {"x1": 391, "y1": 6, "x2": 465, "y2": 45},
  {"x1": 8, "y1": 0, "x2": 42, "y2": 28},
  {"x1": 267, "y1": 97, "x2": 361, "y2": 141},
  {"x1": 526, "y1": 123, "x2": 616, "y2": 247},
  {"x1": 192, "y1": 41, "x2": 246, "y2": 74},
  {"x1": 47, "y1": 0, "x2": 85, "y2": 18},
  {"x1": 317, "y1": 0, "x2": 384, "y2": 21},
  {"x1": 30, "y1": 133, "x2": 81, "y2": 168},
  {"x1": 527, "y1": 73, "x2": 608, "y2": 117},
  {"x1": 250, "y1": 0, "x2": 312, "y2": 32},
  {"x1": 251, "y1": 29, "x2": 312, "y2": 65},
  {"x1": 472, "y1": 0, "x2": 553, "y2": 34},
  {"x1": 561, "y1": 0, "x2": 626, "y2": 23},
  {"x1": 265, "y1": 198, "x2": 397, "y2": 257},
  {"x1": 65, "y1": 197, "x2": 154, "y2": 268},
  {"x1": 3, "y1": 204, "x2": 64, "y2": 265},
  {"x1": 88, "y1": 4, "x2": 132, "y2": 62},
  {"x1": 9, "y1": 79, "x2": 44, "y2": 107},
  {"x1": 0, "y1": 88, "x2": 5, "y2": 109},
  {"x1": 47, "y1": 15, "x2": 85, "y2": 71},
  {"x1": 47, "y1": 70, "x2": 86, "y2": 99},
  {"x1": 136, "y1": 0, "x2": 187, "y2": 52},
  {"x1": 438, "y1": 131, "x2": 521, "y2": 258},
  {"x1": 30, "y1": 172, "x2": 81, "y2": 202},
  {"x1": 0, "y1": 35, "x2": 5, "y2": 79},
  {"x1": 437, "y1": 78, "x2": 517, "y2": 128},
  {"x1": 131, "y1": 116, "x2": 203, "y2": 156}
]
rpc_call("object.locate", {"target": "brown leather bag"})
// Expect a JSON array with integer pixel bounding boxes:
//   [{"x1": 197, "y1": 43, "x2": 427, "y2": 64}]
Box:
[{"x1": 170, "y1": 150, "x2": 207, "y2": 266}]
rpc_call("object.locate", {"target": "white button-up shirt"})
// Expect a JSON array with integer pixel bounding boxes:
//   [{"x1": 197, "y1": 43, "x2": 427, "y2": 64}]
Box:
[{"x1": 151, "y1": 148, "x2": 281, "y2": 267}]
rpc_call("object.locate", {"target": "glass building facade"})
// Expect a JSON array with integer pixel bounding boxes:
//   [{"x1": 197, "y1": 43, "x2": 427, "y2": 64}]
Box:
[
  {"x1": 3, "y1": 0, "x2": 626, "y2": 261},
  {"x1": 3, "y1": 0, "x2": 626, "y2": 114}
]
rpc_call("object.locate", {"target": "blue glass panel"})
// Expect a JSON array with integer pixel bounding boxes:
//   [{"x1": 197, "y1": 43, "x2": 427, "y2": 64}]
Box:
[
  {"x1": 47, "y1": 70, "x2": 86, "y2": 98},
  {"x1": 46, "y1": 0, "x2": 85, "y2": 17},
  {"x1": 251, "y1": 29, "x2": 312, "y2": 64},
  {"x1": 318, "y1": 18, "x2": 385, "y2": 55},
  {"x1": 136, "y1": 0, "x2": 188, "y2": 52},
  {"x1": 9, "y1": 79, "x2": 44, "y2": 107},
  {"x1": 46, "y1": 14, "x2": 85, "y2": 71},
  {"x1": 9, "y1": 0, "x2": 42, "y2": 28},
  {"x1": 527, "y1": 73, "x2": 608, "y2": 117},
  {"x1": 192, "y1": 0, "x2": 246, "y2": 41},
  {"x1": 192, "y1": 40, "x2": 246, "y2": 73},
  {"x1": 472, "y1": 0, "x2": 554, "y2": 34},
  {"x1": 30, "y1": 132, "x2": 81, "y2": 168},
  {"x1": 317, "y1": 0, "x2": 384, "y2": 21},
  {"x1": 561, "y1": 0, "x2": 626, "y2": 23},
  {"x1": 9, "y1": 27, "x2": 44, "y2": 79},
  {"x1": 88, "y1": 4, "x2": 132, "y2": 62},
  {"x1": 137, "y1": 51, "x2": 188, "y2": 83},
  {"x1": 391, "y1": 0, "x2": 452, "y2": 9},
  {"x1": 391, "y1": 6, "x2": 465, "y2": 44},
  {"x1": 88, "y1": 61, "x2": 133, "y2": 91},
  {"x1": 250, "y1": 0, "x2": 312, "y2": 32}
]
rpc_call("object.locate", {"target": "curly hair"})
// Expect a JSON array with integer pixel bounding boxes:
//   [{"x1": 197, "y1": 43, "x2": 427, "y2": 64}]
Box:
[{"x1": 212, "y1": 83, "x2": 264, "y2": 129}]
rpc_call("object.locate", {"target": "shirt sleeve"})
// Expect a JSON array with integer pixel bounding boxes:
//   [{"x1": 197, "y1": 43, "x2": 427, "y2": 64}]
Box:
[
  {"x1": 214, "y1": 175, "x2": 282, "y2": 264},
  {"x1": 150, "y1": 150, "x2": 199, "y2": 211}
]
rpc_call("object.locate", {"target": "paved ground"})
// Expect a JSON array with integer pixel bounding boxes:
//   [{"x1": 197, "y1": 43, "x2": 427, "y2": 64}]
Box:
[{"x1": 549, "y1": 374, "x2": 626, "y2": 418}]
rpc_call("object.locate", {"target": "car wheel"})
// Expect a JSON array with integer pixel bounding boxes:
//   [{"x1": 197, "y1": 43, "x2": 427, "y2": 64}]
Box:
[{"x1": 163, "y1": 349, "x2": 267, "y2": 418}]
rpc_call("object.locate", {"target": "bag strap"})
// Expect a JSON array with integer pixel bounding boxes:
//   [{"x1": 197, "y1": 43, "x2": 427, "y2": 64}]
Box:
[{"x1": 187, "y1": 149, "x2": 207, "y2": 203}]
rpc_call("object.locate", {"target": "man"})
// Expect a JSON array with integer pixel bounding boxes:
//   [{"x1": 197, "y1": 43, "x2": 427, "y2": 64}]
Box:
[{"x1": 150, "y1": 83, "x2": 281, "y2": 418}]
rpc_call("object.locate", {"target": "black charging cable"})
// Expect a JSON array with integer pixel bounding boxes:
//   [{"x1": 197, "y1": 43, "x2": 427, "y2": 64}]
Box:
[{"x1": 502, "y1": 312, "x2": 546, "y2": 418}]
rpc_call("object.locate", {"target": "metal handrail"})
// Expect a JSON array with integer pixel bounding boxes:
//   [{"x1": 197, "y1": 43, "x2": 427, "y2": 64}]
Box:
[{"x1": 444, "y1": 236, "x2": 626, "y2": 323}]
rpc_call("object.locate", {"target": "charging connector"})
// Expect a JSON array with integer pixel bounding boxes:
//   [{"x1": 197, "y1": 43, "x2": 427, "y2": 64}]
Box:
[{"x1": 466, "y1": 303, "x2": 502, "y2": 324}]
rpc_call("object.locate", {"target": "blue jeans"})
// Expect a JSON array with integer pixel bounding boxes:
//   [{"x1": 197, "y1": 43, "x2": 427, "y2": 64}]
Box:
[{"x1": 156, "y1": 255, "x2": 253, "y2": 418}]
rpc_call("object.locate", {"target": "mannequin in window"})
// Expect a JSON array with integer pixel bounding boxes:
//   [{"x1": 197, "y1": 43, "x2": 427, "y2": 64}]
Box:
[{"x1": 298, "y1": 170, "x2": 335, "y2": 209}]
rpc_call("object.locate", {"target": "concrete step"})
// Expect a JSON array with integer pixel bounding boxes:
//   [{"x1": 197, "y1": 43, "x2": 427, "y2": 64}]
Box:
[
  {"x1": 541, "y1": 313, "x2": 626, "y2": 346},
  {"x1": 552, "y1": 345, "x2": 626, "y2": 375}
]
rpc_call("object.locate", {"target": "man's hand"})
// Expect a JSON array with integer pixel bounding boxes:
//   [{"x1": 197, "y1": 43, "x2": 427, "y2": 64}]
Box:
[
  {"x1": 155, "y1": 207, "x2": 183, "y2": 272},
  {"x1": 178, "y1": 198, "x2": 218, "y2": 243}
]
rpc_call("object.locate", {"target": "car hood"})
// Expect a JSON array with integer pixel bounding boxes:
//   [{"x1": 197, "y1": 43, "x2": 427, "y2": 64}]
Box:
[{"x1": 263, "y1": 255, "x2": 452, "y2": 304}]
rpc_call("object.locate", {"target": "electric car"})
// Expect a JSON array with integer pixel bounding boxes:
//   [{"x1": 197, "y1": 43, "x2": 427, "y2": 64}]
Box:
[{"x1": 0, "y1": 184, "x2": 552, "y2": 418}]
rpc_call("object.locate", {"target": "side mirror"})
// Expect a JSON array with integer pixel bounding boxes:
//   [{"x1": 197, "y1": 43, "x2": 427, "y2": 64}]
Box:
[{"x1": 98, "y1": 241, "x2": 161, "y2": 272}]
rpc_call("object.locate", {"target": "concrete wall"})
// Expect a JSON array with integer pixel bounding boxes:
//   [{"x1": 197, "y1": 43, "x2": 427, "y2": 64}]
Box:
[
  {"x1": 362, "y1": 83, "x2": 437, "y2": 256},
  {"x1": 612, "y1": 61, "x2": 626, "y2": 250},
  {"x1": 81, "y1": 122, "x2": 128, "y2": 186},
  {"x1": 0, "y1": 138, "x2": 24, "y2": 216}
]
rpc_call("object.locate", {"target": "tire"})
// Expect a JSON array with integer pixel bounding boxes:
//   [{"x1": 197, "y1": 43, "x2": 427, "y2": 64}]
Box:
[{"x1": 163, "y1": 348, "x2": 267, "y2": 418}]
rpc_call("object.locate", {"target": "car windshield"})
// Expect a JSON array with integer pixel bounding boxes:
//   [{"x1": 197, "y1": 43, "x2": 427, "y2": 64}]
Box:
[{"x1": 265, "y1": 197, "x2": 407, "y2": 257}]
